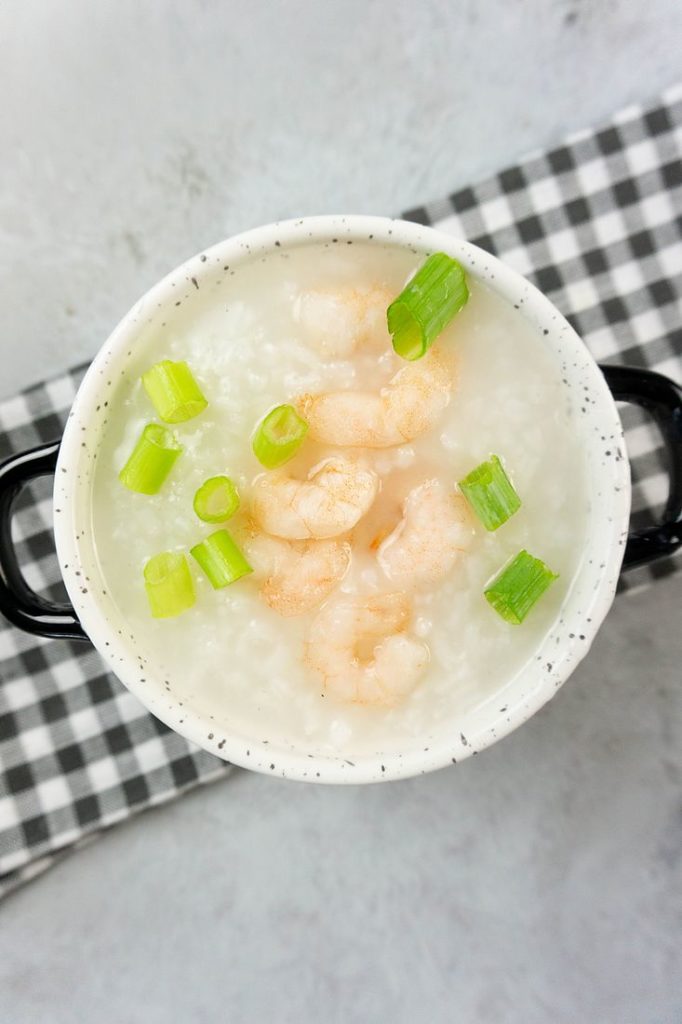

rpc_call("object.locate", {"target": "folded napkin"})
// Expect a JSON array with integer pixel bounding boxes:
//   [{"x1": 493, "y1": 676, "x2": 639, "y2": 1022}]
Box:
[{"x1": 1, "y1": 83, "x2": 681, "y2": 898}]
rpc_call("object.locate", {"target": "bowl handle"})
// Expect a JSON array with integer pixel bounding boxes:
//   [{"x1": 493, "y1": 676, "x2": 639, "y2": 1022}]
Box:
[
  {"x1": 600, "y1": 364, "x2": 682, "y2": 571},
  {"x1": 0, "y1": 440, "x2": 88, "y2": 641},
  {"x1": 2, "y1": 369, "x2": 678, "y2": 634}
]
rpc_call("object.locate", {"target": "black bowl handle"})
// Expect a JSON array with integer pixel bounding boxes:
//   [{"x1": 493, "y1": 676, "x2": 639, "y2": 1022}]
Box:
[
  {"x1": 600, "y1": 364, "x2": 682, "y2": 571},
  {"x1": 0, "y1": 440, "x2": 88, "y2": 641},
  {"x1": 1, "y1": 368, "x2": 678, "y2": 636}
]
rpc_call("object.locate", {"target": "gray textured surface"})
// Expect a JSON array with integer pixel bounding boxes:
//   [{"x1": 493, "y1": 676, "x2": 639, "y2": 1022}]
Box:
[
  {"x1": 2, "y1": 0, "x2": 682, "y2": 400},
  {"x1": 1, "y1": 1, "x2": 681, "y2": 1022}
]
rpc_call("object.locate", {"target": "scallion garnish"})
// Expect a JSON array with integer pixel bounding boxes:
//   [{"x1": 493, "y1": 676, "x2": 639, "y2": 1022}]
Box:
[
  {"x1": 190, "y1": 529, "x2": 253, "y2": 589},
  {"x1": 144, "y1": 552, "x2": 196, "y2": 618},
  {"x1": 142, "y1": 360, "x2": 208, "y2": 423},
  {"x1": 484, "y1": 550, "x2": 558, "y2": 624},
  {"x1": 387, "y1": 253, "x2": 469, "y2": 360},
  {"x1": 119, "y1": 423, "x2": 183, "y2": 494},
  {"x1": 193, "y1": 475, "x2": 240, "y2": 523},
  {"x1": 252, "y1": 404, "x2": 308, "y2": 469},
  {"x1": 458, "y1": 455, "x2": 521, "y2": 531}
]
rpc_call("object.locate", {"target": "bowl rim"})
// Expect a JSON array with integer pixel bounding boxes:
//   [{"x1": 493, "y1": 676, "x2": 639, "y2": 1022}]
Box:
[{"x1": 53, "y1": 214, "x2": 631, "y2": 783}]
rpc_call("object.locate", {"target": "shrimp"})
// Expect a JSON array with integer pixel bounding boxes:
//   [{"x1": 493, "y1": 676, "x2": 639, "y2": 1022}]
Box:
[
  {"x1": 294, "y1": 285, "x2": 394, "y2": 358},
  {"x1": 305, "y1": 592, "x2": 429, "y2": 706},
  {"x1": 243, "y1": 532, "x2": 350, "y2": 617},
  {"x1": 377, "y1": 480, "x2": 474, "y2": 587},
  {"x1": 250, "y1": 455, "x2": 378, "y2": 540},
  {"x1": 296, "y1": 348, "x2": 453, "y2": 448}
]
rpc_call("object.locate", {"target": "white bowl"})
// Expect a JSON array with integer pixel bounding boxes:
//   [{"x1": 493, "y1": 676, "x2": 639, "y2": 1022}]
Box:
[{"x1": 5, "y1": 216, "x2": 641, "y2": 781}]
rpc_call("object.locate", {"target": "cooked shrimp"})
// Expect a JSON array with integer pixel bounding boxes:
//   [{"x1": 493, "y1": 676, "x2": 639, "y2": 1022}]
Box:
[
  {"x1": 305, "y1": 592, "x2": 429, "y2": 705},
  {"x1": 243, "y1": 532, "x2": 350, "y2": 617},
  {"x1": 250, "y1": 455, "x2": 378, "y2": 540},
  {"x1": 296, "y1": 348, "x2": 453, "y2": 448},
  {"x1": 294, "y1": 286, "x2": 393, "y2": 358},
  {"x1": 377, "y1": 479, "x2": 474, "y2": 587}
]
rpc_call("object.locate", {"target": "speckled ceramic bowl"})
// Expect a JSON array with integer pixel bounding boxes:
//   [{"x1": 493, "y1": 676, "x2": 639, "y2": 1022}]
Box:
[{"x1": 1, "y1": 216, "x2": 680, "y2": 783}]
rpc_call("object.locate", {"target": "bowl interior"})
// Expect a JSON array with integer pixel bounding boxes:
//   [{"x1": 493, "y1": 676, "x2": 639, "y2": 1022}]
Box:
[{"x1": 54, "y1": 216, "x2": 630, "y2": 782}]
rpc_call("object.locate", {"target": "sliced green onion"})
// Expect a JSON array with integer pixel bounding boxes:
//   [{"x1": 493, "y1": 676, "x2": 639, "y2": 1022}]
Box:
[
  {"x1": 142, "y1": 360, "x2": 208, "y2": 423},
  {"x1": 193, "y1": 475, "x2": 240, "y2": 523},
  {"x1": 119, "y1": 423, "x2": 183, "y2": 494},
  {"x1": 484, "y1": 550, "x2": 558, "y2": 625},
  {"x1": 387, "y1": 252, "x2": 469, "y2": 360},
  {"x1": 144, "y1": 552, "x2": 195, "y2": 618},
  {"x1": 252, "y1": 404, "x2": 308, "y2": 469},
  {"x1": 190, "y1": 529, "x2": 253, "y2": 589},
  {"x1": 458, "y1": 455, "x2": 521, "y2": 531}
]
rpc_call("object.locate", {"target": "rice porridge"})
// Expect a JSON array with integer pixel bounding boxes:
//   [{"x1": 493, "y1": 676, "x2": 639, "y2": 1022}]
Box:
[{"x1": 92, "y1": 241, "x2": 590, "y2": 756}]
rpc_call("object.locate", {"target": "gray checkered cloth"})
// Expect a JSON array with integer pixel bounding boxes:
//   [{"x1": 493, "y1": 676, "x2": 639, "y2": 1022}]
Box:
[{"x1": 1, "y1": 84, "x2": 681, "y2": 898}]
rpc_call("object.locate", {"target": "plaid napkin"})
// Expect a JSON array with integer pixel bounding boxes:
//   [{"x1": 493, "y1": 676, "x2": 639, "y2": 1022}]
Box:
[{"x1": 1, "y1": 84, "x2": 681, "y2": 898}]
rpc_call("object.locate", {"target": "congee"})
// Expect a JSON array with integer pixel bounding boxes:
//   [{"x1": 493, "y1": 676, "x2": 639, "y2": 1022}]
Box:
[{"x1": 92, "y1": 241, "x2": 589, "y2": 753}]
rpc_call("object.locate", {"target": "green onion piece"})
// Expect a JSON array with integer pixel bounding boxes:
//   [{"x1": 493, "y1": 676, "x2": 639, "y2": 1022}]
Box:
[
  {"x1": 252, "y1": 404, "x2": 308, "y2": 469},
  {"x1": 387, "y1": 252, "x2": 469, "y2": 360},
  {"x1": 144, "y1": 552, "x2": 196, "y2": 618},
  {"x1": 119, "y1": 423, "x2": 183, "y2": 494},
  {"x1": 484, "y1": 550, "x2": 558, "y2": 625},
  {"x1": 190, "y1": 529, "x2": 253, "y2": 589},
  {"x1": 142, "y1": 360, "x2": 208, "y2": 423},
  {"x1": 458, "y1": 455, "x2": 521, "y2": 531},
  {"x1": 193, "y1": 475, "x2": 240, "y2": 523}
]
